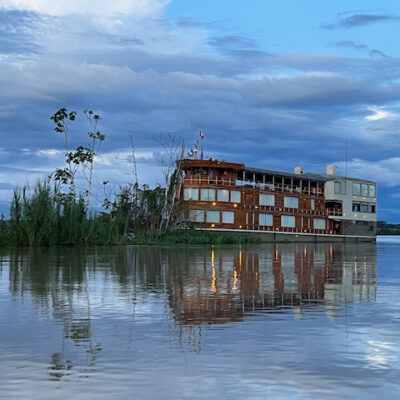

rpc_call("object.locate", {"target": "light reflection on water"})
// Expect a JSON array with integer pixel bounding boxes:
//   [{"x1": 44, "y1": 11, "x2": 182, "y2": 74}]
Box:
[{"x1": 0, "y1": 240, "x2": 399, "y2": 399}]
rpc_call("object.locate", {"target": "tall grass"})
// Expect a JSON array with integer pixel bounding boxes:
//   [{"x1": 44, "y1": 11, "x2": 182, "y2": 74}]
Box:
[{"x1": 2, "y1": 180, "x2": 128, "y2": 246}]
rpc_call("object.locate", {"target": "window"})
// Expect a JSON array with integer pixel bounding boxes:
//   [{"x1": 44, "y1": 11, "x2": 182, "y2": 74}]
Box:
[
  {"x1": 352, "y1": 202, "x2": 360, "y2": 212},
  {"x1": 369, "y1": 204, "x2": 376, "y2": 213},
  {"x1": 314, "y1": 218, "x2": 326, "y2": 230},
  {"x1": 200, "y1": 188, "x2": 215, "y2": 201},
  {"x1": 361, "y1": 184, "x2": 368, "y2": 197},
  {"x1": 206, "y1": 210, "x2": 220, "y2": 223},
  {"x1": 369, "y1": 185, "x2": 376, "y2": 197},
  {"x1": 230, "y1": 190, "x2": 241, "y2": 203},
  {"x1": 184, "y1": 188, "x2": 199, "y2": 201},
  {"x1": 284, "y1": 196, "x2": 299, "y2": 208},
  {"x1": 281, "y1": 215, "x2": 295, "y2": 228},
  {"x1": 311, "y1": 199, "x2": 315, "y2": 210},
  {"x1": 222, "y1": 211, "x2": 234, "y2": 224},
  {"x1": 335, "y1": 181, "x2": 346, "y2": 194},
  {"x1": 259, "y1": 193, "x2": 275, "y2": 206},
  {"x1": 188, "y1": 210, "x2": 204, "y2": 222},
  {"x1": 352, "y1": 183, "x2": 361, "y2": 196},
  {"x1": 217, "y1": 189, "x2": 229, "y2": 202},
  {"x1": 259, "y1": 213, "x2": 273, "y2": 226},
  {"x1": 361, "y1": 203, "x2": 368, "y2": 212}
]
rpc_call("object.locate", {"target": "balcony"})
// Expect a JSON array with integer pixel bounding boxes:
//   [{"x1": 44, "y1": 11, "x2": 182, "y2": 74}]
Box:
[
  {"x1": 183, "y1": 177, "x2": 324, "y2": 196},
  {"x1": 326, "y1": 208, "x2": 343, "y2": 217}
]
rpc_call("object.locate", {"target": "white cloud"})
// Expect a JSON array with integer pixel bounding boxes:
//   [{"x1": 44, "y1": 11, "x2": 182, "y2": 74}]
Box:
[
  {"x1": 336, "y1": 157, "x2": 400, "y2": 187},
  {"x1": 36, "y1": 149, "x2": 62, "y2": 157},
  {"x1": 365, "y1": 106, "x2": 397, "y2": 121},
  {"x1": 0, "y1": 0, "x2": 170, "y2": 17}
]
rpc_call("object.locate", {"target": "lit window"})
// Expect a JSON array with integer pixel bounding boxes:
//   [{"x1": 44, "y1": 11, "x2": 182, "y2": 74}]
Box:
[
  {"x1": 281, "y1": 215, "x2": 295, "y2": 228},
  {"x1": 284, "y1": 196, "x2": 299, "y2": 208},
  {"x1": 259, "y1": 213, "x2": 273, "y2": 226},
  {"x1": 313, "y1": 218, "x2": 326, "y2": 230},
  {"x1": 369, "y1": 185, "x2": 376, "y2": 197},
  {"x1": 230, "y1": 190, "x2": 241, "y2": 203},
  {"x1": 217, "y1": 189, "x2": 229, "y2": 202},
  {"x1": 188, "y1": 210, "x2": 204, "y2": 222},
  {"x1": 206, "y1": 210, "x2": 220, "y2": 223},
  {"x1": 259, "y1": 193, "x2": 275, "y2": 206},
  {"x1": 352, "y1": 183, "x2": 361, "y2": 196},
  {"x1": 200, "y1": 188, "x2": 216, "y2": 201},
  {"x1": 184, "y1": 188, "x2": 199, "y2": 201},
  {"x1": 222, "y1": 211, "x2": 234, "y2": 224}
]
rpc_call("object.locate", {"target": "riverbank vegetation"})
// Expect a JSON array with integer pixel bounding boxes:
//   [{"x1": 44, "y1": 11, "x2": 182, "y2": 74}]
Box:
[{"x1": 377, "y1": 221, "x2": 400, "y2": 235}]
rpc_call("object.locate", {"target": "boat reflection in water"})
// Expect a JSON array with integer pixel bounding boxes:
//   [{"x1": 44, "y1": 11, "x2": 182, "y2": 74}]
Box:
[
  {"x1": 0, "y1": 242, "x2": 377, "y2": 385},
  {"x1": 126, "y1": 243, "x2": 377, "y2": 326}
]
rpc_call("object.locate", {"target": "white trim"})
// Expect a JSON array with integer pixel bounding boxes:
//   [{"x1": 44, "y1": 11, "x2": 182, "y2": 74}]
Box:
[{"x1": 194, "y1": 227, "x2": 375, "y2": 239}]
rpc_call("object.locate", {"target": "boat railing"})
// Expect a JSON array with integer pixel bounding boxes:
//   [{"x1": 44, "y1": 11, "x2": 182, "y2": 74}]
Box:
[
  {"x1": 244, "y1": 225, "x2": 333, "y2": 234},
  {"x1": 326, "y1": 209, "x2": 343, "y2": 216},
  {"x1": 183, "y1": 177, "x2": 324, "y2": 196}
]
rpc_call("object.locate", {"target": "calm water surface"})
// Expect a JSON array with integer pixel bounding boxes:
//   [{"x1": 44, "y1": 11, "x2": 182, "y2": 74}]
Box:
[{"x1": 1, "y1": 237, "x2": 400, "y2": 399}]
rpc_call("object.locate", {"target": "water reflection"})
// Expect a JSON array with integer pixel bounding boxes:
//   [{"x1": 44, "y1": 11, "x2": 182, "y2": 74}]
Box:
[
  {"x1": 1, "y1": 243, "x2": 376, "y2": 323},
  {"x1": 0, "y1": 243, "x2": 377, "y2": 382}
]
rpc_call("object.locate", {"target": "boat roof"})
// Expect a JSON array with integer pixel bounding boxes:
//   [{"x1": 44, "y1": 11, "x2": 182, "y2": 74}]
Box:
[{"x1": 245, "y1": 166, "x2": 375, "y2": 184}]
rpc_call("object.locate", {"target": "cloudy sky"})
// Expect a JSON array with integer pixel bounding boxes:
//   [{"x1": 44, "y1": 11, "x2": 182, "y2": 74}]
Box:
[{"x1": 1, "y1": 0, "x2": 400, "y2": 221}]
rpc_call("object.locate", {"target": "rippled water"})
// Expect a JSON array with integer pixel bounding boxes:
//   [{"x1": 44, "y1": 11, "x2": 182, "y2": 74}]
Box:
[{"x1": 1, "y1": 238, "x2": 400, "y2": 399}]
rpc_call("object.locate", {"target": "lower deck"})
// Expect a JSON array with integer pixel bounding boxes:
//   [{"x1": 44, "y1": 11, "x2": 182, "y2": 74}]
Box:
[{"x1": 194, "y1": 227, "x2": 376, "y2": 243}]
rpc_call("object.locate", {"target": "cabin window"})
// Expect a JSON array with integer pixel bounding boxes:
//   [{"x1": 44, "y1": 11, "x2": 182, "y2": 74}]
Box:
[
  {"x1": 206, "y1": 210, "x2": 220, "y2": 223},
  {"x1": 361, "y1": 203, "x2": 368, "y2": 212},
  {"x1": 259, "y1": 213, "x2": 273, "y2": 226},
  {"x1": 281, "y1": 215, "x2": 295, "y2": 228},
  {"x1": 222, "y1": 211, "x2": 234, "y2": 224},
  {"x1": 200, "y1": 188, "x2": 216, "y2": 201},
  {"x1": 361, "y1": 184, "x2": 368, "y2": 197},
  {"x1": 310, "y1": 199, "x2": 315, "y2": 210},
  {"x1": 188, "y1": 210, "x2": 204, "y2": 222},
  {"x1": 231, "y1": 190, "x2": 241, "y2": 203},
  {"x1": 217, "y1": 189, "x2": 229, "y2": 202},
  {"x1": 334, "y1": 181, "x2": 346, "y2": 195},
  {"x1": 369, "y1": 204, "x2": 376, "y2": 213},
  {"x1": 259, "y1": 193, "x2": 275, "y2": 206},
  {"x1": 352, "y1": 202, "x2": 360, "y2": 212},
  {"x1": 313, "y1": 218, "x2": 326, "y2": 230},
  {"x1": 369, "y1": 185, "x2": 376, "y2": 197},
  {"x1": 284, "y1": 196, "x2": 299, "y2": 208},
  {"x1": 184, "y1": 188, "x2": 199, "y2": 201},
  {"x1": 352, "y1": 183, "x2": 361, "y2": 196}
]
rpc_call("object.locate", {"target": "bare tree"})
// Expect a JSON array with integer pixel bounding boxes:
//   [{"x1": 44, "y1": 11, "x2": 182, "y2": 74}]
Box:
[{"x1": 156, "y1": 133, "x2": 185, "y2": 232}]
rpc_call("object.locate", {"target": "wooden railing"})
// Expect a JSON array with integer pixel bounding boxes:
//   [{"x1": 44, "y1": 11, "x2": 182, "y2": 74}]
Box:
[{"x1": 183, "y1": 177, "x2": 324, "y2": 196}]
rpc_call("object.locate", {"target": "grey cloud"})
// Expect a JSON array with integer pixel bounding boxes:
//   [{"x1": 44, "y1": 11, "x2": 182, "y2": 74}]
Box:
[
  {"x1": 0, "y1": 9, "x2": 42, "y2": 55},
  {"x1": 207, "y1": 34, "x2": 256, "y2": 51},
  {"x1": 333, "y1": 40, "x2": 368, "y2": 51},
  {"x1": 369, "y1": 49, "x2": 388, "y2": 58},
  {"x1": 332, "y1": 40, "x2": 389, "y2": 59},
  {"x1": 324, "y1": 13, "x2": 400, "y2": 29}
]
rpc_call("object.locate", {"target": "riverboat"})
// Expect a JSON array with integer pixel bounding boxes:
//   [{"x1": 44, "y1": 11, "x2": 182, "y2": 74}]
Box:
[{"x1": 177, "y1": 158, "x2": 377, "y2": 242}]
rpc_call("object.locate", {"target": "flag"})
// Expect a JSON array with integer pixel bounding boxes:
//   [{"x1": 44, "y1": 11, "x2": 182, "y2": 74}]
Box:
[{"x1": 199, "y1": 130, "x2": 204, "y2": 140}]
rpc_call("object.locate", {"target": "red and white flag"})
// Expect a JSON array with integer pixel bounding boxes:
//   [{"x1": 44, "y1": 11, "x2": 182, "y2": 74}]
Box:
[{"x1": 199, "y1": 130, "x2": 204, "y2": 140}]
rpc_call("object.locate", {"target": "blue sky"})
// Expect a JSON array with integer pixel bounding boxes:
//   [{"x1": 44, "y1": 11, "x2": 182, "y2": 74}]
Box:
[{"x1": 1, "y1": 0, "x2": 400, "y2": 221}]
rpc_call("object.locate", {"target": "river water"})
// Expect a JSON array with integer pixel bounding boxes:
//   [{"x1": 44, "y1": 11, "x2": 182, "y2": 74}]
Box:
[{"x1": 0, "y1": 237, "x2": 399, "y2": 399}]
